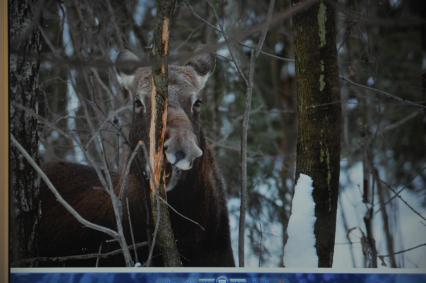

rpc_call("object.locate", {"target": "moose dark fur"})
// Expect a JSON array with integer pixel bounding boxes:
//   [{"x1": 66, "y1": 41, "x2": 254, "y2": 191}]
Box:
[{"x1": 36, "y1": 50, "x2": 235, "y2": 267}]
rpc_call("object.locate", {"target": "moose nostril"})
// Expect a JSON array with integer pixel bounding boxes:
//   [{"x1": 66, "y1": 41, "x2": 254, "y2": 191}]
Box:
[{"x1": 174, "y1": 151, "x2": 186, "y2": 163}]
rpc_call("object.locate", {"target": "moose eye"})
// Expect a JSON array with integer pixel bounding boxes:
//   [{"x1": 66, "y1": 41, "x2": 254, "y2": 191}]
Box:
[
  {"x1": 192, "y1": 99, "x2": 202, "y2": 111},
  {"x1": 134, "y1": 99, "x2": 144, "y2": 113}
]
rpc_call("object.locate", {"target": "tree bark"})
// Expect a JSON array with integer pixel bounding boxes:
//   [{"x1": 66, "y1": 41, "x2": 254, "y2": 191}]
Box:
[
  {"x1": 10, "y1": 0, "x2": 42, "y2": 266},
  {"x1": 149, "y1": 0, "x2": 182, "y2": 267},
  {"x1": 292, "y1": 0, "x2": 341, "y2": 267}
]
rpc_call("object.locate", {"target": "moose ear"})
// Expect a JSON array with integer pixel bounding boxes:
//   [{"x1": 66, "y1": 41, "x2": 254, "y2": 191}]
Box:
[
  {"x1": 186, "y1": 52, "x2": 216, "y2": 89},
  {"x1": 116, "y1": 50, "x2": 140, "y2": 90}
]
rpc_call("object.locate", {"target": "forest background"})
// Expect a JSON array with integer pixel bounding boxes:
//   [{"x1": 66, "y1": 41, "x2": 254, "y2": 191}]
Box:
[{"x1": 9, "y1": 0, "x2": 426, "y2": 268}]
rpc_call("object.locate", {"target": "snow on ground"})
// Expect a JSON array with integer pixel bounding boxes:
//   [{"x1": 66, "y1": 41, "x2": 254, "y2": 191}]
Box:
[
  {"x1": 228, "y1": 181, "x2": 284, "y2": 268},
  {"x1": 227, "y1": 161, "x2": 426, "y2": 268},
  {"x1": 228, "y1": 163, "x2": 426, "y2": 271},
  {"x1": 283, "y1": 174, "x2": 318, "y2": 267},
  {"x1": 334, "y1": 162, "x2": 426, "y2": 268}
]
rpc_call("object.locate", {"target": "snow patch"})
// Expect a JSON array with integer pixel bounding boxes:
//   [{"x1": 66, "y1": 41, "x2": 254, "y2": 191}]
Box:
[
  {"x1": 133, "y1": 0, "x2": 148, "y2": 26},
  {"x1": 283, "y1": 174, "x2": 318, "y2": 267}
]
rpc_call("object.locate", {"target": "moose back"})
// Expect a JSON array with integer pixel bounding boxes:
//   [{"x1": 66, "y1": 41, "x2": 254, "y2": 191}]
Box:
[{"x1": 37, "y1": 50, "x2": 235, "y2": 267}]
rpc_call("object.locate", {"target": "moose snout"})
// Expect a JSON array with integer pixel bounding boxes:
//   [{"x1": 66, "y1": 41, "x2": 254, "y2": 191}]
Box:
[{"x1": 164, "y1": 133, "x2": 203, "y2": 170}]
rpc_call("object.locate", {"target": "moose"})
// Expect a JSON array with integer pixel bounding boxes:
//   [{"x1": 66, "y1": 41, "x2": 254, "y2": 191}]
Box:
[{"x1": 36, "y1": 50, "x2": 235, "y2": 267}]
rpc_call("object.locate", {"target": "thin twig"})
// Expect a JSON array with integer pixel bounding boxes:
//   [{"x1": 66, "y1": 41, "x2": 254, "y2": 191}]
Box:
[
  {"x1": 126, "y1": 198, "x2": 139, "y2": 264},
  {"x1": 157, "y1": 195, "x2": 206, "y2": 231},
  {"x1": 239, "y1": 50, "x2": 256, "y2": 267},
  {"x1": 373, "y1": 167, "x2": 397, "y2": 267},
  {"x1": 13, "y1": 99, "x2": 134, "y2": 266},
  {"x1": 11, "y1": 135, "x2": 119, "y2": 240},
  {"x1": 95, "y1": 242, "x2": 103, "y2": 267},
  {"x1": 378, "y1": 111, "x2": 421, "y2": 135},
  {"x1": 255, "y1": 0, "x2": 276, "y2": 58},
  {"x1": 173, "y1": 1, "x2": 295, "y2": 63},
  {"x1": 378, "y1": 243, "x2": 426, "y2": 258},
  {"x1": 119, "y1": 142, "x2": 143, "y2": 198},
  {"x1": 374, "y1": 167, "x2": 426, "y2": 212},
  {"x1": 206, "y1": 0, "x2": 248, "y2": 85},
  {"x1": 12, "y1": 0, "x2": 316, "y2": 70},
  {"x1": 70, "y1": 65, "x2": 133, "y2": 266},
  {"x1": 340, "y1": 76, "x2": 426, "y2": 109},
  {"x1": 376, "y1": 177, "x2": 426, "y2": 222},
  {"x1": 105, "y1": 0, "x2": 124, "y2": 50},
  {"x1": 84, "y1": 105, "x2": 132, "y2": 149},
  {"x1": 14, "y1": 241, "x2": 148, "y2": 265},
  {"x1": 136, "y1": 141, "x2": 206, "y2": 232}
]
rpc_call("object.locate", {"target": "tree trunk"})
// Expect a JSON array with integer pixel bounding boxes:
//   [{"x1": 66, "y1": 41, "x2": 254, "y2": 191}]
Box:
[
  {"x1": 10, "y1": 0, "x2": 42, "y2": 266},
  {"x1": 292, "y1": 0, "x2": 341, "y2": 267},
  {"x1": 149, "y1": 0, "x2": 182, "y2": 267}
]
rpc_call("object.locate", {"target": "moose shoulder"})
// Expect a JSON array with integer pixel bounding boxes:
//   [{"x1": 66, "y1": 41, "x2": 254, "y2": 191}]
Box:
[{"x1": 37, "y1": 50, "x2": 235, "y2": 267}]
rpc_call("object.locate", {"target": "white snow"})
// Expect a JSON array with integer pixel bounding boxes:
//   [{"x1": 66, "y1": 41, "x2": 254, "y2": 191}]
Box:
[
  {"x1": 274, "y1": 42, "x2": 284, "y2": 54},
  {"x1": 334, "y1": 162, "x2": 426, "y2": 268},
  {"x1": 133, "y1": 0, "x2": 148, "y2": 26},
  {"x1": 60, "y1": 6, "x2": 74, "y2": 57},
  {"x1": 283, "y1": 174, "x2": 318, "y2": 267}
]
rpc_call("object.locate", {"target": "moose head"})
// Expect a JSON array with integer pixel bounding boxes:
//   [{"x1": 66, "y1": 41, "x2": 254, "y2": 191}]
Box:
[{"x1": 116, "y1": 49, "x2": 215, "y2": 189}]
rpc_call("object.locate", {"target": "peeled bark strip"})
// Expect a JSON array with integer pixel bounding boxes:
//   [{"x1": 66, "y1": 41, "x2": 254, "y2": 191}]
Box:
[
  {"x1": 149, "y1": 0, "x2": 181, "y2": 267},
  {"x1": 10, "y1": 0, "x2": 42, "y2": 266},
  {"x1": 292, "y1": 0, "x2": 341, "y2": 267}
]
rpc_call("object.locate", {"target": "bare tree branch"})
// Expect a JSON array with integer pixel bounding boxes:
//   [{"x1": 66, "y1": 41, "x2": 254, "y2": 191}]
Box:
[
  {"x1": 239, "y1": 50, "x2": 255, "y2": 267},
  {"x1": 206, "y1": 0, "x2": 248, "y2": 85},
  {"x1": 341, "y1": 76, "x2": 426, "y2": 109},
  {"x1": 13, "y1": 241, "x2": 148, "y2": 265},
  {"x1": 378, "y1": 243, "x2": 426, "y2": 258},
  {"x1": 11, "y1": 134, "x2": 120, "y2": 240},
  {"x1": 126, "y1": 197, "x2": 139, "y2": 264},
  {"x1": 255, "y1": 0, "x2": 276, "y2": 58},
  {"x1": 375, "y1": 176, "x2": 426, "y2": 222}
]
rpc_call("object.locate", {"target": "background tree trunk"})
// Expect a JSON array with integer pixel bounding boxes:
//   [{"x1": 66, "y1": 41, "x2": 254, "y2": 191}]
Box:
[
  {"x1": 292, "y1": 0, "x2": 341, "y2": 267},
  {"x1": 10, "y1": 0, "x2": 42, "y2": 266}
]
